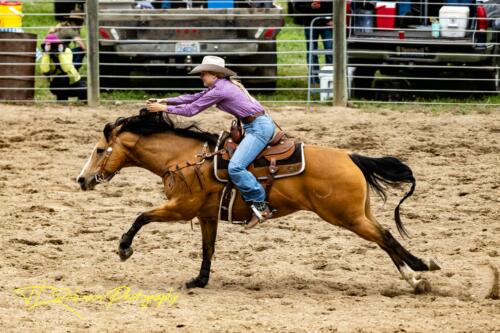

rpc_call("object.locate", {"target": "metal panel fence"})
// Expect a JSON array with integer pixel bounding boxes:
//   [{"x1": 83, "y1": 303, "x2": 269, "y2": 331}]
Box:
[
  {"x1": 0, "y1": 0, "x2": 499, "y2": 106},
  {"x1": 347, "y1": 0, "x2": 500, "y2": 107}
]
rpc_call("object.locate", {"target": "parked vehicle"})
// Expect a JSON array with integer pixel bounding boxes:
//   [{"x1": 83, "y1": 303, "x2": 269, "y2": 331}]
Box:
[
  {"x1": 98, "y1": 0, "x2": 284, "y2": 91},
  {"x1": 346, "y1": 0, "x2": 500, "y2": 98}
]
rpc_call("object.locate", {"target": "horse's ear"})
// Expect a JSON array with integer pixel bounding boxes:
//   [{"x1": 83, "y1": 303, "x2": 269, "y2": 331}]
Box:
[{"x1": 103, "y1": 122, "x2": 115, "y2": 142}]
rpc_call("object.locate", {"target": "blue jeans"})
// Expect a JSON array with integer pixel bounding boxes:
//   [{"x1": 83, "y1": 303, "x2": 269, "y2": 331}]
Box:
[
  {"x1": 305, "y1": 25, "x2": 333, "y2": 84},
  {"x1": 71, "y1": 47, "x2": 85, "y2": 71},
  {"x1": 228, "y1": 114, "x2": 275, "y2": 203}
]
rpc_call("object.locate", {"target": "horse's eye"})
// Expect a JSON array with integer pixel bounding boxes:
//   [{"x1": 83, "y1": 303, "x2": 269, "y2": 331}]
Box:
[{"x1": 96, "y1": 148, "x2": 105, "y2": 154}]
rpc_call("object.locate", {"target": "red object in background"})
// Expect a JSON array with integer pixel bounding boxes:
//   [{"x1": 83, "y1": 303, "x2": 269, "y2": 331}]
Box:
[
  {"x1": 476, "y1": 5, "x2": 488, "y2": 30},
  {"x1": 346, "y1": 1, "x2": 351, "y2": 27},
  {"x1": 375, "y1": 2, "x2": 396, "y2": 30},
  {"x1": 399, "y1": 30, "x2": 405, "y2": 39},
  {"x1": 99, "y1": 28, "x2": 110, "y2": 40},
  {"x1": 0, "y1": 1, "x2": 22, "y2": 5},
  {"x1": 263, "y1": 28, "x2": 276, "y2": 39}
]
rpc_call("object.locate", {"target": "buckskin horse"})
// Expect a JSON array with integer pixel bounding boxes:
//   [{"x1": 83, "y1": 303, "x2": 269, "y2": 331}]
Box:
[{"x1": 76, "y1": 110, "x2": 440, "y2": 292}]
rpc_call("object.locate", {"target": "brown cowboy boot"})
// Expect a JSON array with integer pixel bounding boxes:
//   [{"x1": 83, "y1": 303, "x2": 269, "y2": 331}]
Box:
[{"x1": 245, "y1": 202, "x2": 273, "y2": 230}]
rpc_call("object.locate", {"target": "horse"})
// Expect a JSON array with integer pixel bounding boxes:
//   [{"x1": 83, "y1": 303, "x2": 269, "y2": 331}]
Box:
[{"x1": 76, "y1": 110, "x2": 441, "y2": 292}]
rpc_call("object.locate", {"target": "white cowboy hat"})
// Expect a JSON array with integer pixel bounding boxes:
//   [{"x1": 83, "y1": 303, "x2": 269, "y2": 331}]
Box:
[{"x1": 188, "y1": 56, "x2": 237, "y2": 77}]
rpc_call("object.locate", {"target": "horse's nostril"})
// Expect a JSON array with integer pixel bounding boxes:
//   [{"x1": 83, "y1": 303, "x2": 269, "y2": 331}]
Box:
[{"x1": 77, "y1": 177, "x2": 85, "y2": 184}]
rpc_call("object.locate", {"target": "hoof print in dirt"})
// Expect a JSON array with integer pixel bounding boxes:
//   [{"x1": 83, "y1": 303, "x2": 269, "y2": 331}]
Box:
[{"x1": 414, "y1": 279, "x2": 432, "y2": 294}]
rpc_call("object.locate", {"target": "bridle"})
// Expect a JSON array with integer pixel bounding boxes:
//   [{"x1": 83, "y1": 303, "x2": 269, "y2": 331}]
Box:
[
  {"x1": 95, "y1": 141, "x2": 120, "y2": 184},
  {"x1": 95, "y1": 139, "x2": 224, "y2": 187}
]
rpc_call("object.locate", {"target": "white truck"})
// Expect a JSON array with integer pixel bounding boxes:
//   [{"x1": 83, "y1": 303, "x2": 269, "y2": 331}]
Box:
[{"x1": 97, "y1": 0, "x2": 284, "y2": 91}]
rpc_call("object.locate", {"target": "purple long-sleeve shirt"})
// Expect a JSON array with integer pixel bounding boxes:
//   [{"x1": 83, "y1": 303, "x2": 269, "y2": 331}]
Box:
[{"x1": 166, "y1": 78, "x2": 264, "y2": 118}]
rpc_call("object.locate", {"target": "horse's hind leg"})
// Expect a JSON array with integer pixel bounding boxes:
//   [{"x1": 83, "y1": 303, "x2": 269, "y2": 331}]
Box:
[
  {"x1": 340, "y1": 213, "x2": 439, "y2": 292},
  {"x1": 364, "y1": 196, "x2": 441, "y2": 272}
]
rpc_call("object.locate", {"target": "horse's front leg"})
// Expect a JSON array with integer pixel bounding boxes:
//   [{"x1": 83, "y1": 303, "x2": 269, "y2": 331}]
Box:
[
  {"x1": 186, "y1": 218, "x2": 218, "y2": 289},
  {"x1": 118, "y1": 201, "x2": 192, "y2": 261}
]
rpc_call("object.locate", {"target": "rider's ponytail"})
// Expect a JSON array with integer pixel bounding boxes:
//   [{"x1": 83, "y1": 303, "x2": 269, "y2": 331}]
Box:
[
  {"x1": 229, "y1": 78, "x2": 257, "y2": 104},
  {"x1": 211, "y1": 71, "x2": 257, "y2": 104}
]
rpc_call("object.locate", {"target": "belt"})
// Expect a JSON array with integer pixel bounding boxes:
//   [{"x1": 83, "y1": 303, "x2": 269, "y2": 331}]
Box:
[{"x1": 241, "y1": 111, "x2": 265, "y2": 125}]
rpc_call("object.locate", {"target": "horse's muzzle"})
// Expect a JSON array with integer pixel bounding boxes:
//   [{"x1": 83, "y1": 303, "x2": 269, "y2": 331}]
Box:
[{"x1": 77, "y1": 176, "x2": 96, "y2": 191}]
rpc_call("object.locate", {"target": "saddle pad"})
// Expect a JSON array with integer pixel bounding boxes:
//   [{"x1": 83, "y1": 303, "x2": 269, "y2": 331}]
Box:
[
  {"x1": 214, "y1": 142, "x2": 305, "y2": 182},
  {"x1": 218, "y1": 183, "x2": 246, "y2": 224}
]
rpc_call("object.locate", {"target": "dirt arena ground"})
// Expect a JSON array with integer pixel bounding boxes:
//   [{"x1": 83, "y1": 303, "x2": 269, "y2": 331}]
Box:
[{"x1": 0, "y1": 103, "x2": 498, "y2": 332}]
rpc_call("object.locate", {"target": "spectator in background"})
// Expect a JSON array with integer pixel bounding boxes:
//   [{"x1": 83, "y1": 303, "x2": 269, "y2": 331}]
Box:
[
  {"x1": 48, "y1": 9, "x2": 86, "y2": 70},
  {"x1": 40, "y1": 33, "x2": 87, "y2": 101},
  {"x1": 293, "y1": 0, "x2": 333, "y2": 85},
  {"x1": 54, "y1": 1, "x2": 85, "y2": 22}
]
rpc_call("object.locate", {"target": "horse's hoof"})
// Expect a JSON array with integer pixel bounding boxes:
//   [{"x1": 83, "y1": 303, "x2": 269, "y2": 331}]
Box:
[
  {"x1": 185, "y1": 277, "x2": 207, "y2": 289},
  {"x1": 118, "y1": 246, "x2": 133, "y2": 261},
  {"x1": 414, "y1": 279, "x2": 431, "y2": 294},
  {"x1": 427, "y1": 257, "x2": 442, "y2": 271}
]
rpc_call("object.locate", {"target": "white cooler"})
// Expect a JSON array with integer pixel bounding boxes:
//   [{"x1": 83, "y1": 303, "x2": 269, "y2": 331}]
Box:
[
  {"x1": 439, "y1": 6, "x2": 470, "y2": 38},
  {"x1": 319, "y1": 66, "x2": 333, "y2": 101},
  {"x1": 318, "y1": 66, "x2": 355, "y2": 101}
]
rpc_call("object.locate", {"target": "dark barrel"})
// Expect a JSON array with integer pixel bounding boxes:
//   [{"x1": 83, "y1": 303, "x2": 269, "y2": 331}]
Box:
[{"x1": 0, "y1": 32, "x2": 37, "y2": 101}]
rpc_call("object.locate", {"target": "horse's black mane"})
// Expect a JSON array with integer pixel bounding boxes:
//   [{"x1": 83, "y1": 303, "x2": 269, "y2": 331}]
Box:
[{"x1": 103, "y1": 108, "x2": 219, "y2": 146}]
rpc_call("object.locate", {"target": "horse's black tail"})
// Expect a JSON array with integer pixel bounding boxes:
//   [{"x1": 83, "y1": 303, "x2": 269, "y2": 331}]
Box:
[{"x1": 349, "y1": 154, "x2": 416, "y2": 238}]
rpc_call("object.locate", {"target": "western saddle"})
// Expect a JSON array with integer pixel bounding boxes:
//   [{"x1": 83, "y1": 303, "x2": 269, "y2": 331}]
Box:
[
  {"x1": 213, "y1": 119, "x2": 304, "y2": 224},
  {"x1": 221, "y1": 119, "x2": 297, "y2": 183}
]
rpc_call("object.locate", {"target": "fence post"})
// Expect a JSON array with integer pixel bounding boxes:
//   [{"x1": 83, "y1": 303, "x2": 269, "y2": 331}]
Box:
[
  {"x1": 333, "y1": 0, "x2": 347, "y2": 107},
  {"x1": 86, "y1": 0, "x2": 99, "y2": 106}
]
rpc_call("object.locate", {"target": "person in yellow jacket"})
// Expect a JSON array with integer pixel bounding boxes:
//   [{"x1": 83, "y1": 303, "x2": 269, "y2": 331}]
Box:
[
  {"x1": 40, "y1": 33, "x2": 86, "y2": 101},
  {"x1": 49, "y1": 9, "x2": 86, "y2": 70}
]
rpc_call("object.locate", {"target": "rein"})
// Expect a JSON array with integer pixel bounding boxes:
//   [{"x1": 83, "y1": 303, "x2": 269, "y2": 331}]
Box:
[{"x1": 160, "y1": 142, "x2": 225, "y2": 191}]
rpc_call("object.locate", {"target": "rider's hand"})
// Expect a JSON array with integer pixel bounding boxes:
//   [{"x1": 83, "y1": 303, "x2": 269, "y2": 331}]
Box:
[
  {"x1": 146, "y1": 101, "x2": 167, "y2": 113},
  {"x1": 148, "y1": 98, "x2": 167, "y2": 104},
  {"x1": 311, "y1": 0, "x2": 321, "y2": 9},
  {"x1": 44, "y1": 43, "x2": 51, "y2": 52}
]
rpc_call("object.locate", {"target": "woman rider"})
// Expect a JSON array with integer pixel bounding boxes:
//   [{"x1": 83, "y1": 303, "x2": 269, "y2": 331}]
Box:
[{"x1": 146, "y1": 56, "x2": 275, "y2": 229}]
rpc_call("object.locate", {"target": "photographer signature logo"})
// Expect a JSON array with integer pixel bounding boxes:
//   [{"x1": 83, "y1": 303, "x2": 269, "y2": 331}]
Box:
[{"x1": 14, "y1": 285, "x2": 179, "y2": 319}]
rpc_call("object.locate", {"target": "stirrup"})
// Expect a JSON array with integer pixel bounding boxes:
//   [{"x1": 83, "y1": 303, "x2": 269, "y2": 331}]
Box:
[
  {"x1": 250, "y1": 203, "x2": 274, "y2": 222},
  {"x1": 246, "y1": 204, "x2": 273, "y2": 230}
]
